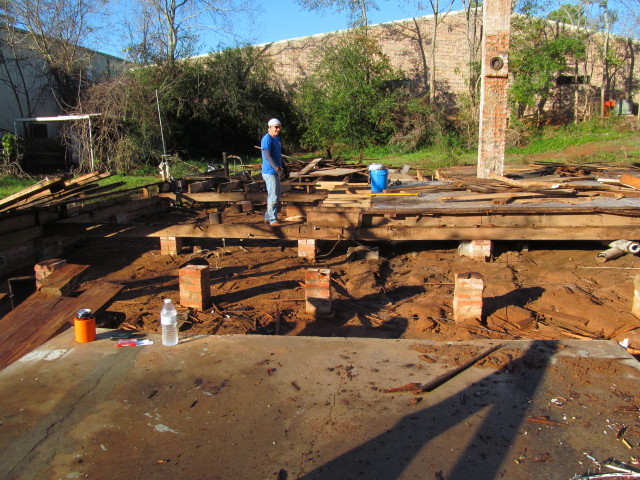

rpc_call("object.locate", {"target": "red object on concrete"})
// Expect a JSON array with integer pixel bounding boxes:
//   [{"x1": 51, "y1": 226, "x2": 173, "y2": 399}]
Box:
[{"x1": 179, "y1": 265, "x2": 211, "y2": 310}]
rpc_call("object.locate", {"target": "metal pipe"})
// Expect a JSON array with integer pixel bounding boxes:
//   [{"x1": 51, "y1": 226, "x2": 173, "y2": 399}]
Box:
[
  {"x1": 609, "y1": 239, "x2": 640, "y2": 254},
  {"x1": 596, "y1": 247, "x2": 626, "y2": 263},
  {"x1": 155, "y1": 90, "x2": 167, "y2": 157}
]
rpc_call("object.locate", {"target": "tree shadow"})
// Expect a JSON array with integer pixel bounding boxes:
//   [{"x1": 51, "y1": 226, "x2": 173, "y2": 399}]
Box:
[
  {"x1": 483, "y1": 287, "x2": 545, "y2": 317},
  {"x1": 297, "y1": 341, "x2": 559, "y2": 480}
]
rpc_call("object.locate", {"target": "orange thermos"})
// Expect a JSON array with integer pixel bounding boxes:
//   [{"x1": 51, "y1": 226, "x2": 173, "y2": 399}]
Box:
[{"x1": 74, "y1": 309, "x2": 96, "y2": 343}]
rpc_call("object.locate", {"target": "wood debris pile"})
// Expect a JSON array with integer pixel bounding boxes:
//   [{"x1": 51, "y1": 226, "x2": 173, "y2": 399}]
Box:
[
  {"x1": 182, "y1": 157, "x2": 369, "y2": 195},
  {"x1": 0, "y1": 172, "x2": 155, "y2": 214}
]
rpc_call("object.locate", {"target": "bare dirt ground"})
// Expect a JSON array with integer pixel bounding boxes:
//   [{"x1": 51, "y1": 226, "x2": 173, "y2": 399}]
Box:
[{"x1": 55, "y1": 207, "x2": 640, "y2": 351}]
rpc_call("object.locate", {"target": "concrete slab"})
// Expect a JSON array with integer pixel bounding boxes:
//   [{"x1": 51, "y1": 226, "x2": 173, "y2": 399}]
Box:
[{"x1": 1, "y1": 331, "x2": 639, "y2": 480}]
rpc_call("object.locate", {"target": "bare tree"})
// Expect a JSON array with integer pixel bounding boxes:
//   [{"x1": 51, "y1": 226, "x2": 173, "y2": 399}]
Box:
[
  {"x1": 461, "y1": 0, "x2": 482, "y2": 110},
  {"x1": 424, "y1": 0, "x2": 455, "y2": 104},
  {"x1": 124, "y1": 0, "x2": 253, "y2": 66},
  {"x1": 295, "y1": 0, "x2": 379, "y2": 29},
  {"x1": 0, "y1": 0, "x2": 110, "y2": 110}
]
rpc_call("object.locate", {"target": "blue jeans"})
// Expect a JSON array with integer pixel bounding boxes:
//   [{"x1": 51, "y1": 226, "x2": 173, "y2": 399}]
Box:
[{"x1": 262, "y1": 173, "x2": 281, "y2": 224}]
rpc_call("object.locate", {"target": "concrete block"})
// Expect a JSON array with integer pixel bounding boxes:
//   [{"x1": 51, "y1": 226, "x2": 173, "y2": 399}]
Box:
[
  {"x1": 458, "y1": 240, "x2": 492, "y2": 261},
  {"x1": 346, "y1": 246, "x2": 379, "y2": 260}
]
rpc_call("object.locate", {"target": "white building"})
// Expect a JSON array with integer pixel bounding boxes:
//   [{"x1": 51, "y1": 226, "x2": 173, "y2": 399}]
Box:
[{"x1": 0, "y1": 25, "x2": 125, "y2": 168}]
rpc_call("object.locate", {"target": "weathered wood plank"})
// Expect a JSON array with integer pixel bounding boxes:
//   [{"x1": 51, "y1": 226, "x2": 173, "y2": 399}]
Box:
[
  {"x1": 64, "y1": 171, "x2": 111, "y2": 187},
  {"x1": 0, "y1": 225, "x2": 44, "y2": 251},
  {"x1": 38, "y1": 264, "x2": 89, "y2": 296},
  {"x1": 620, "y1": 173, "x2": 640, "y2": 190},
  {"x1": 297, "y1": 157, "x2": 324, "y2": 175},
  {"x1": 161, "y1": 192, "x2": 326, "y2": 203},
  {"x1": 45, "y1": 220, "x2": 640, "y2": 242},
  {"x1": 0, "y1": 281, "x2": 123, "y2": 370}
]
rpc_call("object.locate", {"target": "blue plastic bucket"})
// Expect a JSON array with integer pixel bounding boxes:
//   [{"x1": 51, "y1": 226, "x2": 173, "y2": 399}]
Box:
[{"x1": 370, "y1": 169, "x2": 388, "y2": 193}]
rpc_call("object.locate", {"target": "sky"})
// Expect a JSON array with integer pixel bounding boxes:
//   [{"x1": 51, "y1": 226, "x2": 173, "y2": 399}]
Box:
[
  {"x1": 101, "y1": 0, "x2": 638, "y2": 59},
  {"x1": 102, "y1": 0, "x2": 451, "y2": 58},
  {"x1": 236, "y1": 0, "x2": 432, "y2": 46}
]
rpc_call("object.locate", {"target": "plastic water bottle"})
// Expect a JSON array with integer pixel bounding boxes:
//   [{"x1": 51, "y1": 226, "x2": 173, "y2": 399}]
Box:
[{"x1": 161, "y1": 299, "x2": 178, "y2": 346}]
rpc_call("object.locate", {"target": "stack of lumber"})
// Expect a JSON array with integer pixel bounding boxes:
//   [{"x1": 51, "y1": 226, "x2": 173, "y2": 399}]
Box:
[
  {"x1": 0, "y1": 172, "x2": 113, "y2": 213},
  {"x1": 0, "y1": 263, "x2": 123, "y2": 369},
  {"x1": 315, "y1": 181, "x2": 371, "y2": 208},
  {"x1": 421, "y1": 164, "x2": 640, "y2": 203},
  {"x1": 288, "y1": 157, "x2": 368, "y2": 181}
]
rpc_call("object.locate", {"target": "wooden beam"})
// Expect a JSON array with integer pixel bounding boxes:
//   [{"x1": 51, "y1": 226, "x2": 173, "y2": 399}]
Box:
[
  {"x1": 620, "y1": 173, "x2": 640, "y2": 190},
  {"x1": 161, "y1": 192, "x2": 326, "y2": 203},
  {"x1": 45, "y1": 221, "x2": 640, "y2": 242}
]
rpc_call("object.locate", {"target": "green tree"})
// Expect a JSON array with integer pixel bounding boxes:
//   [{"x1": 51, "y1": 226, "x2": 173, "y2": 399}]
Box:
[
  {"x1": 509, "y1": 17, "x2": 586, "y2": 120},
  {"x1": 172, "y1": 46, "x2": 295, "y2": 155},
  {"x1": 547, "y1": 3, "x2": 586, "y2": 24},
  {"x1": 296, "y1": 31, "x2": 403, "y2": 153}
]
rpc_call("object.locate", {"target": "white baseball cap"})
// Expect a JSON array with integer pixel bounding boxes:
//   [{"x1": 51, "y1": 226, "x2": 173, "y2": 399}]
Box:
[{"x1": 268, "y1": 118, "x2": 281, "y2": 126}]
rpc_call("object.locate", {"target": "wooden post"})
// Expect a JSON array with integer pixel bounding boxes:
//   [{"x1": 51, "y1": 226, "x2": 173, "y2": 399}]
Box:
[{"x1": 222, "y1": 152, "x2": 229, "y2": 177}]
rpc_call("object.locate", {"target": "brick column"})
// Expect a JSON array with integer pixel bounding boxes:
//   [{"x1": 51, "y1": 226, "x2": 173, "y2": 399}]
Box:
[
  {"x1": 34, "y1": 258, "x2": 67, "y2": 289},
  {"x1": 179, "y1": 265, "x2": 211, "y2": 310},
  {"x1": 298, "y1": 239, "x2": 317, "y2": 261},
  {"x1": 453, "y1": 272, "x2": 484, "y2": 323},
  {"x1": 160, "y1": 236, "x2": 182, "y2": 255},
  {"x1": 477, "y1": 0, "x2": 511, "y2": 178},
  {"x1": 305, "y1": 268, "x2": 332, "y2": 317},
  {"x1": 240, "y1": 200, "x2": 254, "y2": 212}
]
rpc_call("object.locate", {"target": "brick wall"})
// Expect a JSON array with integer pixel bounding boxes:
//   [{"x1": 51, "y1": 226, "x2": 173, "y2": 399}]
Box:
[
  {"x1": 258, "y1": 10, "x2": 640, "y2": 111},
  {"x1": 262, "y1": 10, "x2": 479, "y2": 97}
]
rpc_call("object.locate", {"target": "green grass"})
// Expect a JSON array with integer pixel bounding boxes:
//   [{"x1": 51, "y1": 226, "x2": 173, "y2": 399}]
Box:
[
  {"x1": 0, "y1": 177, "x2": 38, "y2": 198},
  {"x1": 101, "y1": 174, "x2": 160, "y2": 190},
  {"x1": 506, "y1": 124, "x2": 628, "y2": 156}
]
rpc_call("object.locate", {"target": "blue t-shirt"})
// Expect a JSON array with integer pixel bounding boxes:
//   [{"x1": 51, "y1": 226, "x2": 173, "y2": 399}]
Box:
[{"x1": 261, "y1": 133, "x2": 282, "y2": 175}]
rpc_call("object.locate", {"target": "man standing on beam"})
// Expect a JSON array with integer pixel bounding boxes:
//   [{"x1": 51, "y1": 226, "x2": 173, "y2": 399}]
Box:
[{"x1": 261, "y1": 118, "x2": 283, "y2": 226}]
